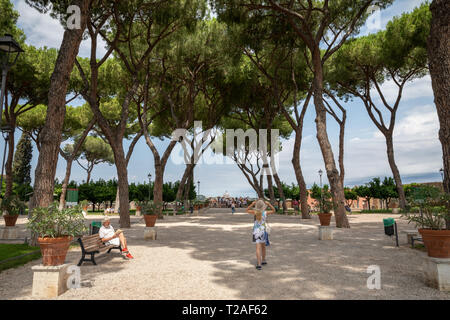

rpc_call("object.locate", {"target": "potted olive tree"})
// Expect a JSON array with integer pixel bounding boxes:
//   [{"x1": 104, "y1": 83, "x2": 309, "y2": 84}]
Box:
[
  {"x1": 1, "y1": 195, "x2": 26, "y2": 227},
  {"x1": 142, "y1": 201, "x2": 162, "y2": 227},
  {"x1": 310, "y1": 184, "x2": 333, "y2": 226},
  {"x1": 135, "y1": 200, "x2": 143, "y2": 216},
  {"x1": 403, "y1": 185, "x2": 450, "y2": 258},
  {"x1": 27, "y1": 203, "x2": 87, "y2": 266}
]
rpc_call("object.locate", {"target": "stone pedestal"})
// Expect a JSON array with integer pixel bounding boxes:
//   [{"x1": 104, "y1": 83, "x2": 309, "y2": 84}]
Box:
[
  {"x1": 32, "y1": 264, "x2": 72, "y2": 298},
  {"x1": 423, "y1": 256, "x2": 450, "y2": 292},
  {"x1": 194, "y1": 210, "x2": 199, "y2": 216},
  {"x1": 135, "y1": 210, "x2": 141, "y2": 217},
  {"x1": 144, "y1": 227, "x2": 157, "y2": 240},
  {"x1": 318, "y1": 226, "x2": 334, "y2": 240},
  {"x1": 0, "y1": 226, "x2": 18, "y2": 239}
]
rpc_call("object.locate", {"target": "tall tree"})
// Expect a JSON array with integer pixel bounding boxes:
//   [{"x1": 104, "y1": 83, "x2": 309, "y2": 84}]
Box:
[
  {"x1": 58, "y1": 104, "x2": 96, "y2": 209},
  {"x1": 77, "y1": 135, "x2": 114, "y2": 184},
  {"x1": 428, "y1": 0, "x2": 450, "y2": 207},
  {"x1": 213, "y1": 0, "x2": 396, "y2": 227},
  {"x1": 12, "y1": 132, "x2": 33, "y2": 185},
  {"x1": 329, "y1": 4, "x2": 431, "y2": 209},
  {"x1": 27, "y1": 0, "x2": 91, "y2": 211}
]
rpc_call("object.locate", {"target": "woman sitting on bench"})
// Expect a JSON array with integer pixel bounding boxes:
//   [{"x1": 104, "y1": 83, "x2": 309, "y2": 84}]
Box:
[{"x1": 99, "y1": 217, "x2": 134, "y2": 259}]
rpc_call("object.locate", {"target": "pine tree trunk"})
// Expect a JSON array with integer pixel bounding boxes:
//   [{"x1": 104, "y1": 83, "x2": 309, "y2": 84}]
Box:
[
  {"x1": 113, "y1": 144, "x2": 130, "y2": 228},
  {"x1": 312, "y1": 58, "x2": 349, "y2": 228},
  {"x1": 273, "y1": 173, "x2": 287, "y2": 211},
  {"x1": 29, "y1": 0, "x2": 90, "y2": 212},
  {"x1": 154, "y1": 164, "x2": 164, "y2": 217},
  {"x1": 291, "y1": 129, "x2": 311, "y2": 219},
  {"x1": 59, "y1": 157, "x2": 73, "y2": 210},
  {"x1": 267, "y1": 174, "x2": 275, "y2": 204},
  {"x1": 385, "y1": 134, "x2": 406, "y2": 209},
  {"x1": 428, "y1": 0, "x2": 450, "y2": 228}
]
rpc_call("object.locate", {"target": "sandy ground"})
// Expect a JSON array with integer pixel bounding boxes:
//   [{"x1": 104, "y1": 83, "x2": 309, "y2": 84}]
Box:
[{"x1": 1, "y1": 210, "x2": 449, "y2": 300}]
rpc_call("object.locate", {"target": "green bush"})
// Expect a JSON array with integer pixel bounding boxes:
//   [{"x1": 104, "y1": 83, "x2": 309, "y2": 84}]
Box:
[
  {"x1": 0, "y1": 195, "x2": 26, "y2": 216},
  {"x1": 27, "y1": 203, "x2": 87, "y2": 238}
]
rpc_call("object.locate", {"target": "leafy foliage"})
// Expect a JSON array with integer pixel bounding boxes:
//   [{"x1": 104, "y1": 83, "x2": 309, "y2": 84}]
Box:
[
  {"x1": 0, "y1": 195, "x2": 26, "y2": 216},
  {"x1": 27, "y1": 203, "x2": 87, "y2": 238}
]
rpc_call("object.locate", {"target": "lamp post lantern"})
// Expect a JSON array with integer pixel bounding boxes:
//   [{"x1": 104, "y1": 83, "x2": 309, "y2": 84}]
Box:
[
  {"x1": 0, "y1": 34, "x2": 24, "y2": 126},
  {"x1": 197, "y1": 180, "x2": 200, "y2": 199},
  {"x1": 440, "y1": 168, "x2": 444, "y2": 182},
  {"x1": 148, "y1": 173, "x2": 152, "y2": 201}
]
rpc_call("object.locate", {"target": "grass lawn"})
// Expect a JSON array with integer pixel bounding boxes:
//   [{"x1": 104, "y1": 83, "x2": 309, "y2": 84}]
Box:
[{"x1": 0, "y1": 244, "x2": 41, "y2": 272}]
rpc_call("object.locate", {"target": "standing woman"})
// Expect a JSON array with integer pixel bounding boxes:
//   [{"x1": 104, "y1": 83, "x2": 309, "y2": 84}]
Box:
[{"x1": 247, "y1": 199, "x2": 276, "y2": 270}]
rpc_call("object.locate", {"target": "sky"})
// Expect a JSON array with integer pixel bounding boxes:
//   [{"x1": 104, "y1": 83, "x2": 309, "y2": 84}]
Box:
[{"x1": 8, "y1": 0, "x2": 444, "y2": 197}]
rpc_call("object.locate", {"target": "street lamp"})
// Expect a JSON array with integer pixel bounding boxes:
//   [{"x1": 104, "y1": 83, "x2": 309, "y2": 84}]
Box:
[
  {"x1": 0, "y1": 125, "x2": 13, "y2": 197},
  {"x1": 440, "y1": 168, "x2": 444, "y2": 182},
  {"x1": 318, "y1": 169, "x2": 323, "y2": 213},
  {"x1": 0, "y1": 34, "x2": 24, "y2": 124},
  {"x1": 197, "y1": 180, "x2": 200, "y2": 199},
  {"x1": 148, "y1": 173, "x2": 152, "y2": 201}
]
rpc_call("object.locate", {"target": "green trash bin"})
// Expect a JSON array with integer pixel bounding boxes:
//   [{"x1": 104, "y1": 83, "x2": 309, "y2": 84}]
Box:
[
  {"x1": 383, "y1": 218, "x2": 395, "y2": 236},
  {"x1": 91, "y1": 221, "x2": 102, "y2": 235}
]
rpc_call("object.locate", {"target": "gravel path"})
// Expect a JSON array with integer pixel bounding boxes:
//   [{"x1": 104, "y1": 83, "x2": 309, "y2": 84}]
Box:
[{"x1": 1, "y1": 211, "x2": 449, "y2": 300}]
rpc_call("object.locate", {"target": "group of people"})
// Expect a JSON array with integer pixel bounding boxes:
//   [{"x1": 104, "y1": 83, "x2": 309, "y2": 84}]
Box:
[{"x1": 212, "y1": 197, "x2": 250, "y2": 208}]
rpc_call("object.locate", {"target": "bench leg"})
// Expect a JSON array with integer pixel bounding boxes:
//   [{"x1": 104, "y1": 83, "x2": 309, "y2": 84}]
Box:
[
  {"x1": 78, "y1": 253, "x2": 85, "y2": 266},
  {"x1": 91, "y1": 253, "x2": 97, "y2": 265}
]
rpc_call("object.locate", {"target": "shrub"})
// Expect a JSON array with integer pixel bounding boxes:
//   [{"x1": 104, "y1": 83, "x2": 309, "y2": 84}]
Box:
[
  {"x1": 0, "y1": 195, "x2": 26, "y2": 216},
  {"x1": 27, "y1": 203, "x2": 87, "y2": 238}
]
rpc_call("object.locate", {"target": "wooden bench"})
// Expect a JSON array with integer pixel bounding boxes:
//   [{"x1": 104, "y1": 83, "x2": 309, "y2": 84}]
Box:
[{"x1": 77, "y1": 234, "x2": 122, "y2": 266}]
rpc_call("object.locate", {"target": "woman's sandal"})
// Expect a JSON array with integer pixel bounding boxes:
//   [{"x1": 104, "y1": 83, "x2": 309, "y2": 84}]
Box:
[
  {"x1": 261, "y1": 261, "x2": 267, "y2": 265},
  {"x1": 256, "y1": 265, "x2": 262, "y2": 270}
]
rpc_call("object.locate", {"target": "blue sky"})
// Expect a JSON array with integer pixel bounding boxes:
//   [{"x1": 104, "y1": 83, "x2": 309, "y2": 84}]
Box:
[{"x1": 10, "y1": 0, "x2": 443, "y2": 197}]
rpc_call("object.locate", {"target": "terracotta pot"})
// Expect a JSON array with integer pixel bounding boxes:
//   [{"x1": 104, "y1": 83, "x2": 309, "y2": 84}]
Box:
[
  {"x1": 38, "y1": 236, "x2": 73, "y2": 266},
  {"x1": 318, "y1": 213, "x2": 332, "y2": 226},
  {"x1": 143, "y1": 214, "x2": 157, "y2": 227},
  {"x1": 3, "y1": 215, "x2": 18, "y2": 227},
  {"x1": 419, "y1": 229, "x2": 450, "y2": 258}
]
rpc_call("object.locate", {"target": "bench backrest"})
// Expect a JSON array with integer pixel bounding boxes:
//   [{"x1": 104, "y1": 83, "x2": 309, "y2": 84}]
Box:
[{"x1": 78, "y1": 234, "x2": 105, "y2": 252}]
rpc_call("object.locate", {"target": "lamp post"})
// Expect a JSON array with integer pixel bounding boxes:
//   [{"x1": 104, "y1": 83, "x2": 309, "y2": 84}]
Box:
[
  {"x1": 148, "y1": 173, "x2": 152, "y2": 201},
  {"x1": 0, "y1": 125, "x2": 12, "y2": 198},
  {"x1": 0, "y1": 34, "x2": 24, "y2": 124},
  {"x1": 197, "y1": 180, "x2": 200, "y2": 199},
  {"x1": 0, "y1": 34, "x2": 23, "y2": 199},
  {"x1": 440, "y1": 168, "x2": 444, "y2": 182},
  {"x1": 318, "y1": 169, "x2": 323, "y2": 213}
]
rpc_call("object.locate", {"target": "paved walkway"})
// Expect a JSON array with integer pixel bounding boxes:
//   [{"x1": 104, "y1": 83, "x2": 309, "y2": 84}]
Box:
[{"x1": 1, "y1": 210, "x2": 449, "y2": 300}]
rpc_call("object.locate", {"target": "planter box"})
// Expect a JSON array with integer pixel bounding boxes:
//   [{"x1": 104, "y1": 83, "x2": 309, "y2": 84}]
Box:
[
  {"x1": 144, "y1": 227, "x2": 157, "y2": 240},
  {"x1": 318, "y1": 226, "x2": 334, "y2": 240},
  {"x1": 32, "y1": 264, "x2": 72, "y2": 298},
  {"x1": 0, "y1": 226, "x2": 18, "y2": 239},
  {"x1": 143, "y1": 215, "x2": 157, "y2": 227},
  {"x1": 3, "y1": 215, "x2": 18, "y2": 227},
  {"x1": 423, "y1": 256, "x2": 450, "y2": 292},
  {"x1": 38, "y1": 236, "x2": 73, "y2": 266}
]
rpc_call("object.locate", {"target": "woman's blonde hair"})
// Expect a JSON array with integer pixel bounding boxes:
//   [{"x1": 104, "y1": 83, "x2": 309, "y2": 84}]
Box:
[{"x1": 255, "y1": 199, "x2": 266, "y2": 221}]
